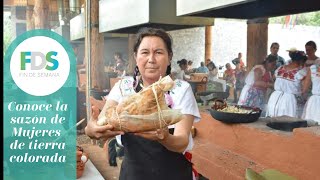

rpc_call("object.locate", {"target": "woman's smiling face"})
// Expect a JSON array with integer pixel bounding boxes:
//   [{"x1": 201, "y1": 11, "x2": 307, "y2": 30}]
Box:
[{"x1": 135, "y1": 36, "x2": 171, "y2": 85}]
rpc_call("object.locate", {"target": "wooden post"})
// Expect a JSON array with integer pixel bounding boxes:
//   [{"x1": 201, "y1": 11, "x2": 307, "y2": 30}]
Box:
[
  {"x1": 205, "y1": 25, "x2": 212, "y2": 65},
  {"x1": 247, "y1": 18, "x2": 268, "y2": 71},
  {"x1": 26, "y1": 5, "x2": 34, "y2": 30},
  {"x1": 85, "y1": 0, "x2": 106, "y2": 90},
  {"x1": 127, "y1": 34, "x2": 136, "y2": 76},
  {"x1": 64, "y1": 0, "x2": 70, "y2": 16},
  {"x1": 33, "y1": 0, "x2": 50, "y2": 29}
]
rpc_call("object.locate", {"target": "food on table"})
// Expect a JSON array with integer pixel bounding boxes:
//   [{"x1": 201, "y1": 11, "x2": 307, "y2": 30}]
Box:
[{"x1": 216, "y1": 106, "x2": 255, "y2": 114}]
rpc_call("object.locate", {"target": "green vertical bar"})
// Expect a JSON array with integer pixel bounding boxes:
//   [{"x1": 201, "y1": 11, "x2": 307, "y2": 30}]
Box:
[{"x1": 4, "y1": 30, "x2": 77, "y2": 180}]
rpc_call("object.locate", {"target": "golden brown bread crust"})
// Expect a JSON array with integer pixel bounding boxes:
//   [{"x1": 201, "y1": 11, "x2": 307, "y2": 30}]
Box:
[{"x1": 97, "y1": 76, "x2": 182, "y2": 132}]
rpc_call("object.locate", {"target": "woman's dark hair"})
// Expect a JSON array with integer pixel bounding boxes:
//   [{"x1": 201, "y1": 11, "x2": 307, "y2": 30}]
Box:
[
  {"x1": 263, "y1": 55, "x2": 277, "y2": 64},
  {"x1": 133, "y1": 27, "x2": 173, "y2": 55},
  {"x1": 133, "y1": 27, "x2": 173, "y2": 92},
  {"x1": 207, "y1": 61, "x2": 216, "y2": 70},
  {"x1": 187, "y1": 60, "x2": 193, "y2": 65},
  {"x1": 289, "y1": 51, "x2": 308, "y2": 63},
  {"x1": 114, "y1": 52, "x2": 122, "y2": 58},
  {"x1": 177, "y1": 59, "x2": 188, "y2": 67},
  {"x1": 305, "y1": 41, "x2": 317, "y2": 50},
  {"x1": 270, "y1": 42, "x2": 279, "y2": 48}
]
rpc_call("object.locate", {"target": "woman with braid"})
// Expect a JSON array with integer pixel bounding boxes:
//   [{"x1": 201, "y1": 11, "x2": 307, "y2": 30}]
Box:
[{"x1": 85, "y1": 27, "x2": 200, "y2": 180}]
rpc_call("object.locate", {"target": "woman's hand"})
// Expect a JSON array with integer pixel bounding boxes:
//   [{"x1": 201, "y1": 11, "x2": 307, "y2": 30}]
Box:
[
  {"x1": 85, "y1": 106, "x2": 124, "y2": 141},
  {"x1": 135, "y1": 114, "x2": 194, "y2": 153},
  {"x1": 133, "y1": 128, "x2": 169, "y2": 141}
]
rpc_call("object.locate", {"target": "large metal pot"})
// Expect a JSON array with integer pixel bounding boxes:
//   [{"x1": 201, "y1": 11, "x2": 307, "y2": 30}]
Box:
[
  {"x1": 208, "y1": 100, "x2": 262, "y2": 123},
  {"x1": 266, "y1": 121, "x2": 308, "y2": 132}
]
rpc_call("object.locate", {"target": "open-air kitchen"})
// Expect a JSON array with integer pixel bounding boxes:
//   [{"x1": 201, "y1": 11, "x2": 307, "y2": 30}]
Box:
[{"x1": 3, "y1": 0, "x2": 320, "y2": 179}]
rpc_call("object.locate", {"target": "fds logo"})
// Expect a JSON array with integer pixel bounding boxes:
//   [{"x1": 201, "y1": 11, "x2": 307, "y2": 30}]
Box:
[
  {"x1": 20, "y1": 51, "x2": 59, "y2": 70},
  {"x1": 7, "y1": 30, "x2": 73, "y2": 96}
]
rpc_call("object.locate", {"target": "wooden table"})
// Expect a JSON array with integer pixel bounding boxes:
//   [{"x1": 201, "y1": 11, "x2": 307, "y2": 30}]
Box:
[{"x1": 187, "y1": 80, "x2": 207, "y2": 94}]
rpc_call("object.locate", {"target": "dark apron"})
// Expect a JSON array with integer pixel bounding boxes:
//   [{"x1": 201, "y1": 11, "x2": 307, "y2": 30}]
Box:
[{"x1": 119, "y1": 129, "x2": 193, "y2": 180}]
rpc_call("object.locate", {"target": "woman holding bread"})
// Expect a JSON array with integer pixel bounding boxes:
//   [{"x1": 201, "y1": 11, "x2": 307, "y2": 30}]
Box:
[{"x1": 85, "y1": 27, "x2": 200, "y2": 180}]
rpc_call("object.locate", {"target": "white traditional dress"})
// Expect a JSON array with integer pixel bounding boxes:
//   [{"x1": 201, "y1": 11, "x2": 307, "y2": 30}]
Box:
[
  {"x1": 238, "y1": 65, "x2": 271, "y2": 110},
  {"x1": 302, "y1": 64, "x2": 320, "y2": 123},
  {"x1": 266, "y1": 66, "x2": 308, "y2": 118}
]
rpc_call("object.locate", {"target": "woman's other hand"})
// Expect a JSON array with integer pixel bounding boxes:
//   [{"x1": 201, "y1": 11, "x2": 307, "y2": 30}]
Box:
[{"x1": 85, "y1": 106, "x2": 124, "y2": 141}]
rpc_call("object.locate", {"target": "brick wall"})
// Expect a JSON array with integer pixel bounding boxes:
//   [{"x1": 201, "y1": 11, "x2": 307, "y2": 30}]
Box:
[{"x1": 192, "y1": 112, "x2": 320, "y2": 180}]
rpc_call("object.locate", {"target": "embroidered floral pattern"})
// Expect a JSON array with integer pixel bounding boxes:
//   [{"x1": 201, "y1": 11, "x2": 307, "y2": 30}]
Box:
[
  {"x1": 176, "y1": 80, "x2": 182, "y2": 87},
  {"x1": 165, "y1": 93, "x2": 174, "y2": 107},
  {"x1": 277, "y1": 66, "x2": 301, "y2": 80},
  {"x1": 243, "y1": 87, "x2": 265, "y2": 109},
  {"x1": 119, "y1": 78, "x2": 135, "y2": 96}
]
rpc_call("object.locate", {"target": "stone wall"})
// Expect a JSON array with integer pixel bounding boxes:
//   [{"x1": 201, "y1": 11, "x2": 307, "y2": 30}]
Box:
[
  {"x1": 168, "y1": 18, "x2": 320, "y2": 71},
  {"x1": 76, "y1": 19, "x2": 319, "y2": 72},
  {"x1": 169, "y1": 27, "x2": 205, "y2": 71}
]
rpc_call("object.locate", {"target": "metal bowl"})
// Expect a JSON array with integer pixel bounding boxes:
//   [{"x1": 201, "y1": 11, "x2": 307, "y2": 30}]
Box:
[
  {"x1": 208, "y1": 105, "x2": 262, "y2": 123},
  {"x1": 266, "y1": 121, "x2": 308, "y2": 132}
]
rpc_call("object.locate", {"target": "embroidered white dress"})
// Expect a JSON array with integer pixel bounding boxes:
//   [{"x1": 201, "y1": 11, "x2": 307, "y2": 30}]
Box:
[
  {"x1": 302, "y1": 64, "x2": 320, "y2": 122},
  {"x1": 266, "y1": 66, "x2": 307, "y2": 118},
  {"x1": 237, "y1": 65, "x2": 270, "y2": 110}
]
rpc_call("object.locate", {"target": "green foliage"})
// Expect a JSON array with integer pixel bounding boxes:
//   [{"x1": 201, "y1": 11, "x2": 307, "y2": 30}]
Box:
[
  {"x1": 269, "y1": 11, "x2": 320, "y2": 26},
  {"x1": 4, "y1": 12, "x2": 13, "y2": 56},
  {"x1": 246, "y1": 168, "x2": 297, "y2": 180}
]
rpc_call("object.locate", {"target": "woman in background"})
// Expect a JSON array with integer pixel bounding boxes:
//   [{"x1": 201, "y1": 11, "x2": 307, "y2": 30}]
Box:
[
  {"x1": 233, "y1": 60, "x2": 246, "y2": 103},
  {"x1": 305, "y1": 41, "x2": 319, "y2": 66},
  {"x1": 185, "y1": 60, "x2": 195, "y2": 74},
  {"x1": 266, "y1": 50, "x2": 308, "y2": 118},
  {"x1": 207, "y1": 61, "x2": 226, "y2": 92},
  {"x1": 173, "y1": 59, "x2": 190, "y2": 80},
  {"x1": 223, "y1": 63, "x2": 235, "y2": 99},
  {"x1": 269, "y1": 42, "x2": 285, "y2": 69},
  {"x1": 238, "y1": 55, "x2": 276, "y2": 111},
  {"x1": 302, "y1": 63, "x2": 320, "y2": 123}
]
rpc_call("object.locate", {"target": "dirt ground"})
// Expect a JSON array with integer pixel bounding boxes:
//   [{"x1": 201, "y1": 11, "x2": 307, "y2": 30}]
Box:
[
  {"x1": 77, "y1": 131, "x2": 121, "y2": 179},
  {"x1": 77, "y1": 132, "x2": 92, "y2": 145}
]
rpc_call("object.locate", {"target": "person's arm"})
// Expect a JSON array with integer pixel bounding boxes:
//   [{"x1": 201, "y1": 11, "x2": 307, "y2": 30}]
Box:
[
  {"x1": 85, "y1": 100, "x2": 124, "y2": 141},
  {"x1": 183, "y1": 71, "x2": 191, "y2": 81},
  {"x1": 158, "y1": 115, "x2": 193, "y2": 152},
  {"x1": 212, "y1": 68, "x2": 218, "y2": 77},
  {"x1": 302, "y1": 68, "x2": 311, "y2": 94},
  {"x1": 253, "y1": 68, "x2": 273, "y2": 89},
  {"x1": 230, "y1": 71, "x2": 236, "y2": 83},
  {"x1": 223, "y1": 71, "x2": 227, "y2": 80},
  {"x1": 134, "y1": 114, "x2": 194, "y2": 153}
]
